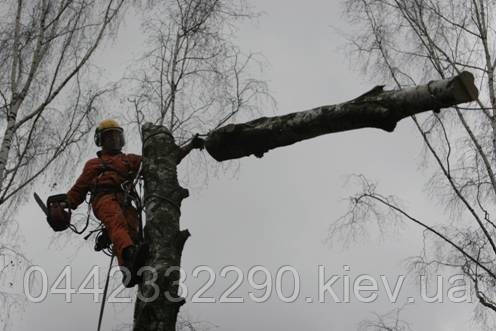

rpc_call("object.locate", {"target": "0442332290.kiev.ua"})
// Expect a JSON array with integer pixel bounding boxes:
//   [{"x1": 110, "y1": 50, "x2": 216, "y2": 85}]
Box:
[{"x1": 21, "y1": 264, "x2": 473, "y2": 304}]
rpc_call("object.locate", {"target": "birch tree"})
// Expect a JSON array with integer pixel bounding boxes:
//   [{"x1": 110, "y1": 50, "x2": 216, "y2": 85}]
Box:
[
  {"x1": 125, "y1": 0, "x2": 269, "y2": 328},
  {"x1": 328, "y1": 0, "x2": 496, "y2": 325},
  {"x1": 122, "y1": 2, "x2": 479, "y2": 330},
  {"x1": 0, "y1": 0, "x2": 125, "y2": 328},
  {"x1": 0, "y1": 0, "x2": 126, "y2": 210}
]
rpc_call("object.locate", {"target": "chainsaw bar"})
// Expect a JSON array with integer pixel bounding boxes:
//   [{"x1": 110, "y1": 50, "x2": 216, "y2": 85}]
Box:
[{"x1": 33, "y1": 192, "x2": 48, "y2": 216}]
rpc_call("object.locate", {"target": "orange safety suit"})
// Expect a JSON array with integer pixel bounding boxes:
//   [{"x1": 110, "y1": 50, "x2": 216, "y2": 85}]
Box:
[{"x1": 66, "y1": 150, "x2": 142, "y2": 266}]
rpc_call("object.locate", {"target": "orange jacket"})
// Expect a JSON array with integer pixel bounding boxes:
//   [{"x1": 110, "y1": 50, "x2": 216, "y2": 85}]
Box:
[{"x1": 67, "y1": 150, "x2": 142, "y2": 209}]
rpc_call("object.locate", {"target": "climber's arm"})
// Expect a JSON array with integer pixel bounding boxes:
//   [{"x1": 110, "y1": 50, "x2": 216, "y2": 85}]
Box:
[{"x1": 66, "y1": 160, "x2": 96, "y2": 209}]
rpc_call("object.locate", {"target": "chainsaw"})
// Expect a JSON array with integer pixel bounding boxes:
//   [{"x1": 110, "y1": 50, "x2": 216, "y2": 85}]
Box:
[{"x1": 33, "y1": 193, "x2": 72, "y2": 232}]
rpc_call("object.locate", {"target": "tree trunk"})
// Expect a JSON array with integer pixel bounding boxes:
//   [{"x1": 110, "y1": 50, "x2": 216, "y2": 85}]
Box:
[
  {"x1": 205, "y1": 71, "x2": 479, "y2": 161},
  {"x1": 133, "y1": 123, "x2": 190, "y2": 331},
  {"x1": 0, "y1": 100, "x2": 21, "y2": 195}
]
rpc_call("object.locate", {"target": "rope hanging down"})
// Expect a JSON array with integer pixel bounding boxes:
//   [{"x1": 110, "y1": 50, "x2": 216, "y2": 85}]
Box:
[{"x1": 97, "y1": 254, "x2": 114, "y2": 331}]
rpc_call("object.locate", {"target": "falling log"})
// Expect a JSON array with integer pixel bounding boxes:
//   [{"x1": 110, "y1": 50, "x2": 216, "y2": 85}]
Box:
[{"x1": 205, "y1": 71, "x2": 479, "y2": 161}]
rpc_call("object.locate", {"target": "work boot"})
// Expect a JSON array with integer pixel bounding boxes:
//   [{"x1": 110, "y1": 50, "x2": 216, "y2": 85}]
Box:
[{"x1": 121, "y1": 244, "x2": 148, "y2": 288}]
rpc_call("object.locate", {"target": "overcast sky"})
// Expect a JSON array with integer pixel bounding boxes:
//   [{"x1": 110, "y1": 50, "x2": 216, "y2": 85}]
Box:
[{"x1": 9, "y1": 1, "x2": 482, "y2": 330}]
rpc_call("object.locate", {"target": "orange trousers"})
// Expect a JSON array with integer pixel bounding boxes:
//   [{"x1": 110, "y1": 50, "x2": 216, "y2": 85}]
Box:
[{"x1": 92, "y1": 194, "x2": 139, "y2": 266}]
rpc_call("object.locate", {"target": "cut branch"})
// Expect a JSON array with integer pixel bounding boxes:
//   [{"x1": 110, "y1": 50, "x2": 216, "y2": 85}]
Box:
[{"x1": 205, "y1": 71, "x2": 479, "y2": 161}]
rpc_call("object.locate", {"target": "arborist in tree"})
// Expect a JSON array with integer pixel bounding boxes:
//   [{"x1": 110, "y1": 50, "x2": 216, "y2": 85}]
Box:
[{"x1": 59, "y1": 119, "x2": 204, "y2": 287}]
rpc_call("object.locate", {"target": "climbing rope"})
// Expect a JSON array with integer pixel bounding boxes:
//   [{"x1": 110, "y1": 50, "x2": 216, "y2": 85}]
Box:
[
  {"x1": 68, "y1": 200, "x2": 92, "y2": 235},
  {"x1": 97, "y1": 254, "x2": 114, "y2": 331}
]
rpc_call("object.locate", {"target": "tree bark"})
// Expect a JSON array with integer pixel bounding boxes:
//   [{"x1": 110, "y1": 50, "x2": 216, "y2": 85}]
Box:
[
  {"x1": 133, "y1": 123, "x2": 190, "y2": 331},
  {"x1": 0, "y1": 100, "x2": 21, "y2": 194},
  {"x1": 204, "y1": 71, "x2": 479, "y2": 161}
]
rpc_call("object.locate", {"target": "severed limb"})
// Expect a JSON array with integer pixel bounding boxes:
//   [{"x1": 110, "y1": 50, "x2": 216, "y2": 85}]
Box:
[{"x1": 204, "y1": 71, "x2": 479, "y2": 161}]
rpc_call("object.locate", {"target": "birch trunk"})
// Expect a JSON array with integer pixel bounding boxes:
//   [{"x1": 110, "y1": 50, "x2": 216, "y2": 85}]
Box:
[
  {"x1": 0, "y1": 101, "x2": 21, "y2": 195},
  {"x1": 133, "y1": 123, "x2": 190, "y2": 331},
  {"x1": 205, "y1": 71, "x2": 479, "y2": 161}
]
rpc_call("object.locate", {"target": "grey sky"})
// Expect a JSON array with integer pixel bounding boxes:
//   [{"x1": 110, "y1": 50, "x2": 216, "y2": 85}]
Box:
[{"x1": 10, "y1": 1, "x2": 480, "y2": 330}]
